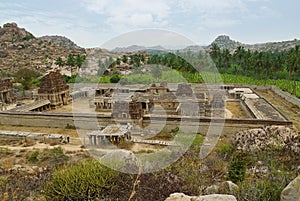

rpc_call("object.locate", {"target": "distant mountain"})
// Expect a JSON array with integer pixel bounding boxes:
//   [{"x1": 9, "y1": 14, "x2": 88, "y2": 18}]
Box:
[
  {"x1": 178, "y1": 45, "x2": 206, "y2": 52},
  {"x1": 0, "y1": 22, "x2": 85, "y2": 75},
  {"x1": 112, "y1": 45, "x2": 167, "y2": 53},
  {"x1": 39, "y1": 35, "x2": 83, "y2": 50},
  {"x1": 208, "y1": 35, "x2": 300, "y2": 52},
  {"x1": 208, "y1": 35, "x2": 243, "y2": 51}
]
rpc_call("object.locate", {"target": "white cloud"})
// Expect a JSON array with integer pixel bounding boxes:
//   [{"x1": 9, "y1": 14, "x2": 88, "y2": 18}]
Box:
[
  {"x1": 82, "y1": 0, "x2": 170, "y2": 28},
  {"x1": 176, "y1": 0, "x2": 245, "y2": 14}
]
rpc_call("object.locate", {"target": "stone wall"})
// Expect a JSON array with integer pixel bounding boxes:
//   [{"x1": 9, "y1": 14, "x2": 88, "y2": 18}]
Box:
[
  {"x1": 271, "y1": 86, "x2": 300, "y2": 107},
  {"x1": 0, "y1": 112, "x2": 292, "y2": 130}
]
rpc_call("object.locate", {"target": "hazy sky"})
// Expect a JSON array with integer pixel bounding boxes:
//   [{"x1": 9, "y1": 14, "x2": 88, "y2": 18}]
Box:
[{"x1": 0, "y1": 0, "x2": 299, "y2": 48}]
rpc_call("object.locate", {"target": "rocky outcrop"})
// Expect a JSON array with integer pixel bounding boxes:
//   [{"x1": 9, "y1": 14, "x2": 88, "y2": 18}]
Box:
[
  {"x1": 209, "y1": 35, "x2": 243, "y2": 51},
  {"x1": 39, "y1": 35, "x2": 82, "y2": 50},
  {"x1": 208, "y1": 35, "x2": 300, "y2": 52},
  {"x1": 281, "y1": 175, "x2": 300, "y2": 201},
  {"x1": 0, "y1": 22, "x2": 85, "y2": 75},
  {"x1": 232, "y1": 126, "x2": 300, "y2": 154},
  {"x1": 0, "y1": 23, "x2": 34, "y2": 43},
  {"x1": 164, "y1": 193, "x2": 237, "y2": 201}
]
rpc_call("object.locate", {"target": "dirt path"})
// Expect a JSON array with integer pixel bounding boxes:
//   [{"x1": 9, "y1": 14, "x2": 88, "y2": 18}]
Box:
[{"x1": 256, "y1": 90, "x2": 300, "y2": 130}]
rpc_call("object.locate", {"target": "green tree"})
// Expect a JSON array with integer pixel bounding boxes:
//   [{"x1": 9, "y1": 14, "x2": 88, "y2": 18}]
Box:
[
  {"x1": 55, "y1": 57, "x2": 64, "y2": 67},
  {"x1": 151, "y1": 65, "x2": 162, "y2": 81},
  {"x1": 75, "y1": 54, "x2": 86, "y2": 68},
  {"x1": 66, "y1": 54, "x2": 75, "y2": 67},
  {"x1": 122, "y1": 55, "x2": 128, "y2": 63},
  {"x1": 110, "y1": 74, "x2": 121, "y2": 83},
  {"x1": 14, "y1": 68, "x2": 40, "y2": 90}
]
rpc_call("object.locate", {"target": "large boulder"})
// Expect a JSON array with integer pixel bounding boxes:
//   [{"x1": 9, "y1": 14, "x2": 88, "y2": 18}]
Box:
[
  {"x1": 281, "y1": 175, "x2": 300, "y2": 201},
  {"x1": 164, "y1": 193, "x2": 237, "y2": 201},
  {"x1": 164, "y1": 193, "x2": 191, "y2": 201},
  {"x1": 193, "y1": 194, "x2": 237, "y2": 201},
  {"x1": 205, "y1": 181, "x2": 239, "y2": 194}
]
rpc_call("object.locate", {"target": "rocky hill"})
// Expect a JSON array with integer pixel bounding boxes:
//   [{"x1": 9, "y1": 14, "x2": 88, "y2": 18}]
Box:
[
  {"x1": 209, "y1": 35, "x2": 300, "y2": 52},
  {"x1": 0, "y1": 23, "x2": 85, "y2": 76},
  {"x1": 112, "y1": 45, "x2": 166, "y2": 53},
  {"x1": 39, "y1": 35, "x2": 82, "y2": 49}
]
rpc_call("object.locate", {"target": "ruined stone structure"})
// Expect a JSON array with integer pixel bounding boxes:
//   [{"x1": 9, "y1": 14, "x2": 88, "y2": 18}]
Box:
[
  {"x1": 93, "y1": 82, "x2": 221, "y2": 119},
  {"x1": 87, "y1": 124, "x2": 132, "y2": 145},
  {"x1": 34, "y1": 71, "x2": 70, "y2": 109},
  {"x1": 0, "y1": 78, "x2": 14, "y2": 105}
]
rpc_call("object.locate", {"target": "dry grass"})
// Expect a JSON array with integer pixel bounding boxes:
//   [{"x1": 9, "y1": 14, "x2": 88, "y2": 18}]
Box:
[
  {"x1": 1, "y1": 156, "x2": 15, "y2": 169},
  {"x1": 0, "y1": 125, "x2": 79, "y2": 137},
  {"x1": 226, "y1": 101, "x2": 250, "y2": 119}
]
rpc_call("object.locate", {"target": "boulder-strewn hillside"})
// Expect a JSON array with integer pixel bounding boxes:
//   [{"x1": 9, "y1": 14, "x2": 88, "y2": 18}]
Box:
[
  {"x1": 209, "y1": 35, "x2": 300, "y2": 52},
  {"x1": 112, "y1": 45, "x2": 166, "y2": 53},
  {"x1": 0, "y1": 23, "x2": 85, "y2": 75},
  {"x1": 209, "y1": 35, "x2": 243, "y2": 51},
  {"x1": 39, "y1": 35, "x2": 82, "y2": 50}
]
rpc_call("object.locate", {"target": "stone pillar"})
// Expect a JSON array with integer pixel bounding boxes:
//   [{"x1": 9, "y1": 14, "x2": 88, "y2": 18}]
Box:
[
  {"x1": 97, "y1": 135, "x2": 102, "y2": 145},
  {"x1": 88, "y1": 135, "x2": 92, "y2": 145},
  {"x1": 0, "y1": 92, "x2": 3, "y2": 103},
  {"x1": 93, "y1": 135, "x2": 97, "y2": 145}
]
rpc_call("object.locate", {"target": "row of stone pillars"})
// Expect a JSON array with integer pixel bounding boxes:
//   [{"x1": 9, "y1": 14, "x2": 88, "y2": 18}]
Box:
[
  {"x1": 31, "y1": 104, "x2": 51, "y2": 112},
  {"x1": 87, "y1": 135, "x2": 118, "y2": 145}
]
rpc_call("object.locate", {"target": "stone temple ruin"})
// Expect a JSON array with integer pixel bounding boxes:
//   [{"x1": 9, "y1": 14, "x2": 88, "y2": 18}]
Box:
[
  {"x1": 93, "y1": 82, "x2": 225, "y2": 120},
  {"x1": 34, "y1": 71, "x2": 70, "y2": 109},
  {"x1": 0, "y1": 78, "x2": 14, "y2": 111}
]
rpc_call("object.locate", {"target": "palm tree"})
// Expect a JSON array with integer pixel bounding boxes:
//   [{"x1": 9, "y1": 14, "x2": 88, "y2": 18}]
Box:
[
  {"x1": 233, "y1": 46, "x2": 246, "y2": 82},
  {"x1": 55, "y1": 57, "x2": 64, "y2": 67}
]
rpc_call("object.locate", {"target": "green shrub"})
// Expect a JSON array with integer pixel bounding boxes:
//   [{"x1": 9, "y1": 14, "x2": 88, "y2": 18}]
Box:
[
  {"x1": 43, "y1": 159, "x2": 118, "y2": 200},
  {"x1": 228, "y1": 153, "x2": 247, "y2": 183},
  {"x1": 217, "y1": 142, "x2": 235, "y2": 159},
  {"x1": 0, "y1": 176, "x2": 7, "y2": 188},
  {"x1": 110, "y1": 74, "x2": 121, "y2": 83},
  {"x1": 235, "y1": 179, "x2": 287, "y2": 201},
  {"x1": 26, "y1": 150, "x2": 39, "y2": 163},
  {"x1": 40, "y1": 146, "x2": 68, "y2": 165}
]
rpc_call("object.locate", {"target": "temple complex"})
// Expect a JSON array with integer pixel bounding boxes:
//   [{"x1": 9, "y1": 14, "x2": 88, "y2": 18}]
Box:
[
  {"x1": 34, "y1": 71, "x2": 70, "y2": 109},
  {"x1": 93, "y1": 82, "x2": 223, "y2": 119}
]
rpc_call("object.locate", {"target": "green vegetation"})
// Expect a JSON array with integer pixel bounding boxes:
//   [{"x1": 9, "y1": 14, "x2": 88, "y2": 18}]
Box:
[
  {"x1": 228, "y1": 153, "x2": 247, "y2": 183},
  {"x1": 26, "y1": 150, "x2": 39, "y2": 163},
  {"x1": 55, "y1": 54, "x2": 86, "y2": 68},
  {"x1": 110, "y1": 74, "x2": 121, "y2": 83},
  {"x1": 43, "y1": 159, "x2": 118, "y2": 200},
  {"x1": 14, "y1": 68, "x2": 41, "y2": 90},
  {"x1": 209, "y1": 44, "x2": 300, "y2": 96}
]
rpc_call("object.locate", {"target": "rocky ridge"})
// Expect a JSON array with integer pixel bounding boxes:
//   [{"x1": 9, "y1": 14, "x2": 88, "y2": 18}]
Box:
[
  {"x1": 0, "y1": 23, "x2": 85, "y2": 75},
  {"x1": 209, "y1": 35, "x2": 300, "y2": 52}
]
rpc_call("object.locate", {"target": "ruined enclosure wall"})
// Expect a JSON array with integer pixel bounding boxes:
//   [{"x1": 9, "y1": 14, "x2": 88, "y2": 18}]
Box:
[
  {"x1": 271, "y1": 86, "x2": 300, "y2": 107},
  {"x1": 0, "y1": 112, "x2": 292, "y2": 130}
]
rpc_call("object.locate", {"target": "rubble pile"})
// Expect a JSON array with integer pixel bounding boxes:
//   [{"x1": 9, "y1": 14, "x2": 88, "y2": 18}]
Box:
[{"x1": 232, "y1": 126, "x2": 300, "y2": 154}]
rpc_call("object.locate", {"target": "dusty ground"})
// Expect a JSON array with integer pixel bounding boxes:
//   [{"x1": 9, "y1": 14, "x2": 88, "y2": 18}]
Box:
[
  {"x1": 47, "y1": 99, "x2": 97, "y2": 114},
  {"x1": 0, "y1": 125, "x2": 79, "y2": 137},
  {"x1": 256, "y1": 89, "x2": 300, "y2": 130},
  {"x1": 225, "y1": 101, "x2": 251, "y2": 119},
  {"x1": 130, "y1": 143, "x2": 162, "y2": 153}
]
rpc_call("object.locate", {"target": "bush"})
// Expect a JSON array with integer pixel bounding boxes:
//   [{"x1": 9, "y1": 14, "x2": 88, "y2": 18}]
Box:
[
  {"x1": 110, "y1": 74, "x2": 121, "y2": 83},
  {"x1": 217, "y1": 142, "x2": 235, "y2": 160},
  {"x1": 26, "y1": 150, "x2": 39, "y2": 163},
  {"x1": 235, "y1": 179, "x2": 288, "y2": 201},
  {"x1": 43, "y1": 159, "x2": 118, "y2": 200},
  {"x1": 40, "y1": 146, "x2": 68, "y2": 166},
  {"x1": 228, "y1": 153, "x2": 247, "y2": 183}
]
